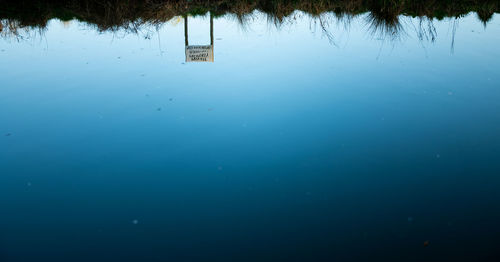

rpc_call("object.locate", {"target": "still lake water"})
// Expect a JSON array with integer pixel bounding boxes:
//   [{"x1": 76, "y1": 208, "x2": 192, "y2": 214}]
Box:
[{"x1": 1, "y1": 11, "x2": 500, "y2": 261}]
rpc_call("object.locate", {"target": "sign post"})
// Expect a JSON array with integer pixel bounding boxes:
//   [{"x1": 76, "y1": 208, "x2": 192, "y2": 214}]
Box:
[{"x1": 184, "y1": 14, "x2": 214, "y2": 62}]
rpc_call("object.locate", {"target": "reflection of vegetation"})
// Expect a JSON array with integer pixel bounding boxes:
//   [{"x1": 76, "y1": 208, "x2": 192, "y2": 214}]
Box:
[{"x1": 1, "y1": 0, "x2": 499, "y2": 38}]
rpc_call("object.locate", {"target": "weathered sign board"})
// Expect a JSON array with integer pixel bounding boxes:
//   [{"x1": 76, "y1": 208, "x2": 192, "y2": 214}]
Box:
[{"x1": 185, "y1": 45, "x2": 214, "y2": 62}]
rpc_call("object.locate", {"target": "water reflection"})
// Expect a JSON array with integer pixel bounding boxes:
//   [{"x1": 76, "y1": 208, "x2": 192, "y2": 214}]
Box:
[
  {"x1": 184, "y1": 15, "x2": 214, "y2": 62},
  {"x1": 2, "y1": 2, "x2": 500, "y2": 262}
]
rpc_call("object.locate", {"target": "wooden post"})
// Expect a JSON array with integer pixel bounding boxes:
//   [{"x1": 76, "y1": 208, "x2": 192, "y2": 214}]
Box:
[
  {"x1": 184, "y1": 16, "x2": 188, "y2": 46},
  {"x1": 210, "y1": 12, "x2": 214, "y2": 46}
]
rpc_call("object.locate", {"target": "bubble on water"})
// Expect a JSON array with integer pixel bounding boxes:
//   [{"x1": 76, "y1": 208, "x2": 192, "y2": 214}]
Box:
[
  {"x1": 436, "y1": 154, "x2": 440, "y2": 158},
  {"x1": 132, "y1": 219, "x2": 139, "y2": 225},
  {"x1": 27, "y1": 182, "x2": 32, "y2": 187},
  {"x1": 407, "y1": 217, "x2": 413, "y2": 222}
]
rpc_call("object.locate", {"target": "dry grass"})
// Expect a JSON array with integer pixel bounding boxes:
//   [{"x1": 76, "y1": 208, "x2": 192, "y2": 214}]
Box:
[{"x1": 0, "y1": 0, "x2": 498, "y2": 38}]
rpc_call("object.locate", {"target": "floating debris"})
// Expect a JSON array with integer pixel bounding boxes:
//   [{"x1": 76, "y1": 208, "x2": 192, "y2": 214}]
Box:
[
  {"x1": 423, "y1": 240, "x2": 429, "y2": 247},
  {"x1": 117, "y1": 56, "x2": 121, "y2": 59},
  {"x1": 169, "y1": 98, "x2": 173, "y2": 101},
  {"x1": 207, "y1": 108, "x2": 214, "y2": 111},
  {"x1": 5, "y1": 133, "x2": 11, "y2": 136},
  {"x1": 140, "y1": 74, "x2": 145, "y2": 77},
  {"x1": 157, "y1": 107, "x2": 162, "y2": 111}
]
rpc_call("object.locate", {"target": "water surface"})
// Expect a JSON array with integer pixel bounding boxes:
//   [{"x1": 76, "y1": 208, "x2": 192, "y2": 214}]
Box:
[{"x1": 1, "y1": 8, "x2": 500, "y2": 262}]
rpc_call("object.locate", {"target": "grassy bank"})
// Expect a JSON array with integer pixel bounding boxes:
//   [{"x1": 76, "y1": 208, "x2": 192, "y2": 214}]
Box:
[{"x1": 0, "y1": 0, "x2": 498, "y2": 35}]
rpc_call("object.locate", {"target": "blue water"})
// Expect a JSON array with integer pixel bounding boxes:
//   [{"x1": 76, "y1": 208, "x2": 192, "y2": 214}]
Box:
[{"x1": 1, "y1": 12, "x2": 500, "y2": 261}]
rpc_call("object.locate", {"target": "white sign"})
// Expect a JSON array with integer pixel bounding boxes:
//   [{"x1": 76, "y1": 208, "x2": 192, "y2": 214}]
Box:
[{"x1": 185, "y1": 45, "x2": 214, "y2": 62}]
